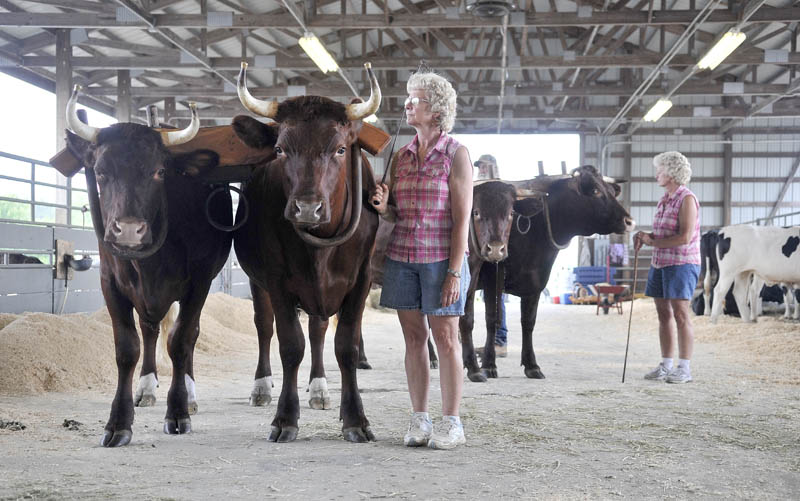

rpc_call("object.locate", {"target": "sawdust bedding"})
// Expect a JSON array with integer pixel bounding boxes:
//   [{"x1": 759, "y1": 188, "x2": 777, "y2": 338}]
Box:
[{"x1": 1, "y1": 294, "x2": 797, "y2": 396}]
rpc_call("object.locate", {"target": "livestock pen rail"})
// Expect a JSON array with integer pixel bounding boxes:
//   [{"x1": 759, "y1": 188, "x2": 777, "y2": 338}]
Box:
[{"x1": 0, "y1": 151, "x2": 251, "y2": 314}]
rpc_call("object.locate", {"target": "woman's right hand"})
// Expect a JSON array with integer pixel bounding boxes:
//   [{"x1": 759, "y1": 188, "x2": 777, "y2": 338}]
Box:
[{"x1": 371, "y1": 183, "x2": 389, "y2": 214}]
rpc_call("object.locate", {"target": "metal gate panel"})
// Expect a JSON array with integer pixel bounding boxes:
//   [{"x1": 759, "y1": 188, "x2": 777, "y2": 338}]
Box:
[
  {"x1": 0, "y1": 222, "x2": 51, "y2": 252},
  {"x1": 0, "y1": 292, "x2": 53, "y2": 314},
  {"x1": 0, "y1": 267, "x2": 52, "y2": 295}
]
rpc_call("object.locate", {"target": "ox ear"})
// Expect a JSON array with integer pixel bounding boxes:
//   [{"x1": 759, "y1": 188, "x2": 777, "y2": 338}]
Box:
[
  {"x1": 232, "y1": 115, "x2": 279, "y2": 150},
  {"x1": 65, "y1": 130, "x2": 97, "y2": 168},
  {"x1": 170, "y1": 150, "x2": 220, "y2": 178}
]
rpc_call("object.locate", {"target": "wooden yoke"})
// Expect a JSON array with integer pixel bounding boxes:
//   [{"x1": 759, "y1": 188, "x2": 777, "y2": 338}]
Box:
[{"x1": 49, "y1": 122, "x2": 391, "y2": 179}]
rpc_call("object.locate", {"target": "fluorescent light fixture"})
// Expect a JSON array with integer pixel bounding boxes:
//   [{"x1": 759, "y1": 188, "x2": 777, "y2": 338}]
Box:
[
  {"x1": 643, "y1": 98, "x2": 673, "y2": 122},
  {"x1": 697, "y1": 30, "x2": 747, "y2": 70},
  {"x1": 298, "y1": 33, "x2": 339, "y2": 73},
  {"x1": 363, "y1": 114, "x2": 378, "y2": 123}
]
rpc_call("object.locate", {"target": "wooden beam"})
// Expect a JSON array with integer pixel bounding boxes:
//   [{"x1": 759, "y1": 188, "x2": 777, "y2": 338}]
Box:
[
  {"x1": 22, "y1": 51, "x2": 800, "y2": 71},
  {"x1": 768, "y1": 154, "x2": 800, "y2": 218},
  {"x1": 116, "y1": 69, "x2": 131, "y2": 122},
  {"x1": 55, "y1": 29, "x2": 71, "y2": 151},
  {"x1": 4, "y1": 7, "x2": 800, "y2": 29}
]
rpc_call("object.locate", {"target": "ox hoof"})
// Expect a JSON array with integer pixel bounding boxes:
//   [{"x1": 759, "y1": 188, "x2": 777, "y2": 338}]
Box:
[
  {"x1": 187, "y1": 401, "x2": 198, "y2": 416},
  {"x1": 268, "y1": 425, "x2": 298, "y2": 442},
  {"x1": 357, "y1": 360, "x2": 373, "y2": 370},
  {"x1": 308, "y1": 396, "x2": 332, "y2": 410},
  {"x1": 524, "y1": 367, "x2": 546, "y2": 379},
  {"x1": 467, "y1": 371, "x2": 488, "y2": 383},
  {"x1": 249, "y1": 392, "x2": 272, "y2": 407},
  {"x1": 481, "y1": 368, "x2": 498, "y2": 379},
  {"x1": 250, "y1": 376, "x2": 273, "y2": 407},
  {"x1": 163, "y1": 417, "x2": 192, "y2": 435},
  {"x1": 430, "y1": 359, "x2": 439, "y2": 370},
  {"x1": 134, "y1": 394, "x2": 156, "y2": 407},
  {"x1": 343, "y1": 426, "x2": 375, "y2": 443},
  {"x1": 100, "y1": 429, "x2": 132, "y2": 448}
]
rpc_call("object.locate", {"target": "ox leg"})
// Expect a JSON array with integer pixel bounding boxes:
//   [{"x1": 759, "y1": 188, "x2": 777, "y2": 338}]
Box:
[
  {"x1": 710, "y1": 274, "x2": 735, "y2": 324},
  {"x1": 163, "y1": 285, "x2": 209, "y2": 435},
  {"x1": 459, "y1": 259, "x2": 484, "y2": 382},
  {"x1": 702, "y1": 257, "x2": 714, "y2": 316},
  {"x1": 308, "y1": 315, "x2": 332, "y2": 410},
  {"x1": 100, "y1": 282, "x2": 138, "y2": 447},
  {"x1": 479, "y1": 265, "x2": 500, "y2": 379},
  {"x1": 520, "y1": 293, "x2": 545, "y2": 379},
  {"x1": 250, "y1": 282, "x2": 275, "y2": 407},
  {"x1": 733, "y1": 272, "x2": 753, "y2": 323},
  {"x1": 335, "y1": 264, "x2": 374, "y2": 443},
  {"x1": 134, "y1": 318, "x2": 159, "y2": 408},
  {"x1": 357, "y1": 334, "x2": 372, "y2": 369},
  {"x1": 428, "y1": 337, "x2": 438, "y2": 369},
  {"x1": 268, "y1": 294, "x2": 305, "y2": 442}
]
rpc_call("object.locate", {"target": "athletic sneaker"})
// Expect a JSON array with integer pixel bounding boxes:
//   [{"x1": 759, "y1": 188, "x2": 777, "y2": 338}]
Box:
[
  {"x1": 666, "y1": 366, "x2": 693, "y2": 384},
  {"x1": 403, "y1": 412, "x2": 433, "y2": 447},
  {"x1": 428, "y1": 417, "x2": 466, "y2": 450},
  {"x1": 644, "y1": 363, "x2": 671, "y2": 381}
]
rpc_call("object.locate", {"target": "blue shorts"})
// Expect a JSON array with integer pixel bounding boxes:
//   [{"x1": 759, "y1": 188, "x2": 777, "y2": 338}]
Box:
[
  {"x1": 379, "y1": 257, "x2": 470, "y2": 316},
  {"x1": 645, "y1": 264, "x2": 701, "y2": 300}
]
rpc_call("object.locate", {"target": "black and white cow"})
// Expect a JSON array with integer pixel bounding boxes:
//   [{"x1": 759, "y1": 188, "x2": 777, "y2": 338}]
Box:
[{"x1": 710, "y1": 225, "x2": 800, "y2": 323}]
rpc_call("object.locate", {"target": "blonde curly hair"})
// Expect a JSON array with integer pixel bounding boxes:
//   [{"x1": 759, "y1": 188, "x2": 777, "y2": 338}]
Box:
[
  {"x1": 407, "y1": 72, "x2": 457, "y2": 133},
  {"x1": 653, "y1": 151, "x2": 692, "y2": 185}
]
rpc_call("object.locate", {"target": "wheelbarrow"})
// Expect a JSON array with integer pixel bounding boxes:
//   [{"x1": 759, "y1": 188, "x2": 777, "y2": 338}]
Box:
[{"x1": 595, "y1": 284, "x2": 629, "y2": 315}]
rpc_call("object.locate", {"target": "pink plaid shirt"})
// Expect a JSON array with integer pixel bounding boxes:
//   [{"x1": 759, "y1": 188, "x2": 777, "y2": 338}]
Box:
[
  {"x1": 652, "y1": 185, "x2": 701, "y2": 268},
  {"x1": 386, "y1": 133, "x2": 461, "y2": 263}
]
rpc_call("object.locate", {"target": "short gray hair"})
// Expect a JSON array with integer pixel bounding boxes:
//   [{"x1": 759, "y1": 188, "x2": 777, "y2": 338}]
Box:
[
  {"x1": 407, "y1": 72, "x2": 457, "y2": 133},
  {"x1": 653, "y1": 151, "x2": 691, "y2": 185}
]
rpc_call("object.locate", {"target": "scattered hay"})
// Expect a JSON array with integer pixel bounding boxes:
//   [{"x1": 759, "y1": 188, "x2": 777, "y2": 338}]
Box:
[{"x1": 0, "y1": 293, "x2": 262, "y2": 396}]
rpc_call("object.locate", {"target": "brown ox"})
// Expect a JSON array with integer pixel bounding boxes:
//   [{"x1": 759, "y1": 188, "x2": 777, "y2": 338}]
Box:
[
  {"x1": 232, "y1": 62, "x2": 380, "y2": 442},
  {"x1": 64, "y1": 86, "x2": 233, "y2": 447},
  {"x1": 461, "y1": 166, "x2": 635, "y2": 381}
]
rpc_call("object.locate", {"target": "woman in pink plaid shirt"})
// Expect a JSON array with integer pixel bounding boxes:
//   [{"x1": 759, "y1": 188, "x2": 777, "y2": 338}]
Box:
[
  {"x1": 634, "y1": 151, "x2": 701, "y2": 384},
  {"x1": 371, "y1": 72, "x2": 473, "y2": 450}
]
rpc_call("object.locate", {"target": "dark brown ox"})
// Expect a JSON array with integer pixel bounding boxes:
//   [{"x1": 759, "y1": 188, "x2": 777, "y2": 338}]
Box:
[
  {"x1": 461, "y1": 166, "x2": 635, "y2": 381},
  {"x1": 65, "y1": 86, "x2": 233, "y2": 447},
  {"x1": 232, "y1": 62, "x2": 380, "y2": 442}
]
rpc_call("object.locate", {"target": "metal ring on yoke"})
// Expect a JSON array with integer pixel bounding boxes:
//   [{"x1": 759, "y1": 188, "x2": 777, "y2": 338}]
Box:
[{"x1": 205, "y1": 184, "x2": 248, "y2": 232}]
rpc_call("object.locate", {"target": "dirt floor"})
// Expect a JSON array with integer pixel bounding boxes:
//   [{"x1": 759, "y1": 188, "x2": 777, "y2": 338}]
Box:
[{"x1": 1, "y1": 295, "x2": 799, "y2": 500}]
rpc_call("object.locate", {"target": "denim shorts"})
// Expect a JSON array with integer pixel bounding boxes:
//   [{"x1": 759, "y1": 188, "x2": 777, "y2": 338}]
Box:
[
  {"x1": 645, "y1": 264, "x2": 701, "y2": 300},
  {"x1": 379, "y1": 257, "x2": 470, "y2": 316}
]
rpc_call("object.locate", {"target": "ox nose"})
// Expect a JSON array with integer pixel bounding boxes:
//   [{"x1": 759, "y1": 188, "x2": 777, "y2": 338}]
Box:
[
  {"x1": 107, "y1": 218, "x2": 150, "y2": 247},
  {"x1": 293, "y1": 199, "x2": 324, "y2": 224},
  {"x1": 624, "y1": 217, "x2": 636, "y2": 232},
  {"x1": 483, "y1": 242, "x2": 507, "y2": 262}
]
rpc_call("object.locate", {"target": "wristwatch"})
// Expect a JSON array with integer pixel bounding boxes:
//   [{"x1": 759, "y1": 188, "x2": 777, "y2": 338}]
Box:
[{"x1": 446, "y1": 268, "x2": 462, "y2": 278}]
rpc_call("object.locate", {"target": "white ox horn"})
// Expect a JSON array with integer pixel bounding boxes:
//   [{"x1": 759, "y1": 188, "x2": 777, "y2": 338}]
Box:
[
  {"x1": 66, "y1": 84, "x2": 101, "y2": 143},
  {"x1": 160, "y1": 102, "x2": 200, "y2": 146},
  {"x1": 346, "y1": 62, "x2": 382, "y2": 121},
  {"x1": 237, "y1": 61, "x2": 278, "y2": 119},
  {"x1": 603, "y1": 175, "x2": 617, "y2": 183}
]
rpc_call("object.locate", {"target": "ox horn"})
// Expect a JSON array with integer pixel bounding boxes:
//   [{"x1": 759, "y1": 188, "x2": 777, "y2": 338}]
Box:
[
  {"x1": 237, "y1": 61, "x2": 278, "y2": 119},
  {"x1": 346, "y1": 62, "x2": 382, "y2": 121},
  {"x1": 516, "y1": 188, "x2": 546, "y2": 199},
  {"x1": 160, "y1": 102, "x2": 200, "y2": 146},
  {"x1": 603, "y1": 175, "x2": 617, "y2": 183},
  {"x1": 66, "y1": 85, "x2": 101, "y2": 143}
]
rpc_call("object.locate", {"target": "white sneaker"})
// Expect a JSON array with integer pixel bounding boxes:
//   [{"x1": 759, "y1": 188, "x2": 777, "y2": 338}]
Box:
[
  {"x1": 644, "y1": 363, "x2": 671, "y2": 381},
  {"x1": 403, "y1": 412, "x2": 433, "y2": 447},
  {"x1": 666, "y1": 366, "x2": 693, "y2": 384},
  {"x1": 428, "y1": 417, "x2": 466, "y2": 450}
]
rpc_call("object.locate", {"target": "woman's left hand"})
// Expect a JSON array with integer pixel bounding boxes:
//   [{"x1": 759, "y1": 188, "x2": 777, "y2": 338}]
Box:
[{"x1": 441, "y1": 275, "x2": 460, "y2": 307}]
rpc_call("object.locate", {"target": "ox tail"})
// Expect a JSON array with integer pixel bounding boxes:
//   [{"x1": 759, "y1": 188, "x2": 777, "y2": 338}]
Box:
[{"x1": 157, "y1": 302, "x2": 179, "y2": 371}]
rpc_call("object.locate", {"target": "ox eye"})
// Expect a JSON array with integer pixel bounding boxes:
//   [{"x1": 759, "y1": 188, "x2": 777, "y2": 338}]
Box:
[
  {"x1": 275, "y1": 146, "x2": 285, "y2": 157},
  {"x1": 336, "y1": 146, "x2": 347, "y2": 156},
  {"x1": 472, "y1": 210, "x2": 480, "y2": 219},
  {"x1": 155, "y1": 168, "x2": 166, "y2": 179},
  {"x1": 592, "y1": 188, "x2": 601, "y2": 196}
]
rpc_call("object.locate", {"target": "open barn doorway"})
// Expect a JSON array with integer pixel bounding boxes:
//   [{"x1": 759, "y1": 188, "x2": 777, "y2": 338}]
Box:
[{"x1": 452, "y1": 133, "x2": 581, "y2": 301}]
